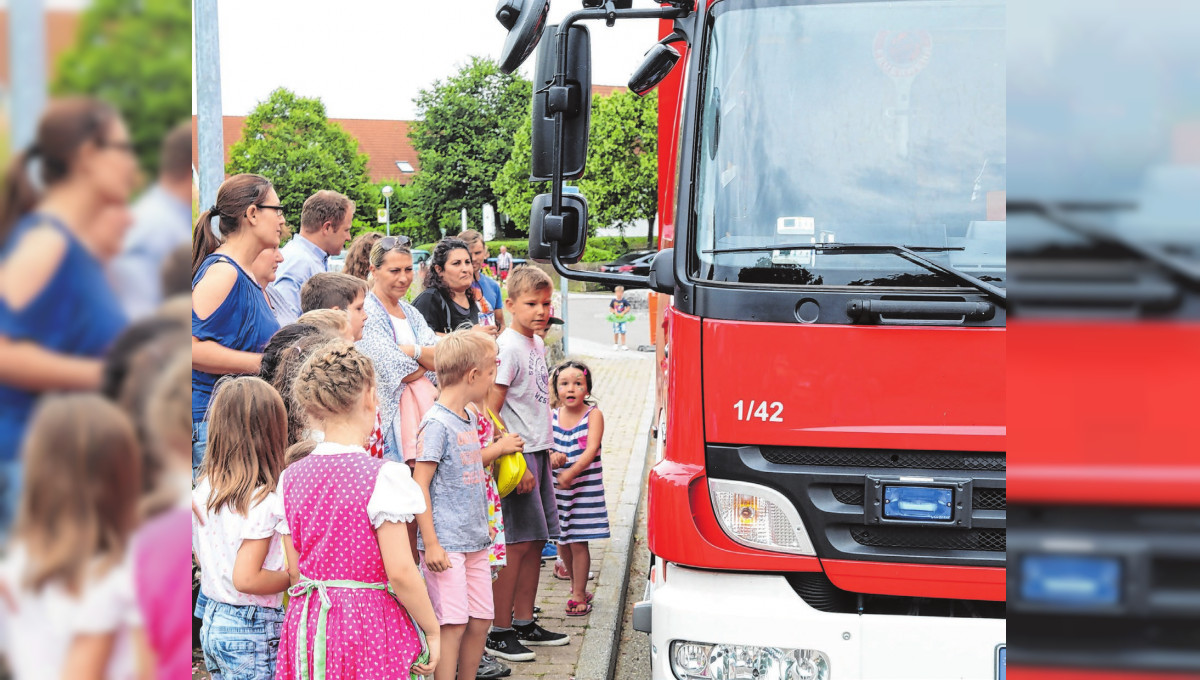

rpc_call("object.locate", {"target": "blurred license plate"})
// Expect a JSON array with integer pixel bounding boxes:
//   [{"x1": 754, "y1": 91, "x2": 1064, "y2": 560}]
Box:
[
  {"x1": 996, "y1": 645, "x2": 1005, "y2": 680},
  {"x1": 1020, "y1": 554, "x2": 1121, "y2": 607}
]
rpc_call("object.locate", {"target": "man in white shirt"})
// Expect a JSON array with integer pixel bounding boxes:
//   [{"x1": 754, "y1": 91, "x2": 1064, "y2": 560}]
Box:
[{"x1": 267, "y1": 190, "x2": 355, "y2": 325}]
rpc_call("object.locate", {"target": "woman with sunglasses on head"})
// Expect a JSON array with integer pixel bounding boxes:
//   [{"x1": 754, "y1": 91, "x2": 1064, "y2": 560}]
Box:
[
  {"x1": 190, "y1": 174, "x2": 285, "y2": 479},
  {"x1": 356, "y1": 235, "x2": 440, "y2": 465},
  {"x1": 0, "y1": 98, "x2": 139, "y2": 537}
]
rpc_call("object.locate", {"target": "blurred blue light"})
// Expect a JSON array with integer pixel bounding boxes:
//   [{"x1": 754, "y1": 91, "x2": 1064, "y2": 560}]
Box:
[{"x1": 1021, "y1": 555, "x2": 1122, "y2": 607}]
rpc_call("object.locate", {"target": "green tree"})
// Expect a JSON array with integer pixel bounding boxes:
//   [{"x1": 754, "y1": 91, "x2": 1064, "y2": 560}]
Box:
[
  {"x1": 579, "y1": 89, "x2": 658, "y2": 243},
  {"x1": 52, "y1": 0, "x2": 191, "y2": 177},
  {"x1": 226, "y1": 89, "x2": 380, "y2": 241},
  {"x1": 491, "y1": 115, "x2": 547, "y2": 235},
  {"x1": 408, "y1": 57, "x2": 532, "y2": 235}
]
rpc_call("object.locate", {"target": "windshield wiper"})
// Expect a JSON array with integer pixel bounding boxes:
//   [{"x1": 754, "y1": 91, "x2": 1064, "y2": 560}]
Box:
[
  {"x1": 1009, "y1": 199, "x2": 1200, "y2": 286},
  {"x1": 703, "y1": 242, "x2": 1006, "y2": 305}
]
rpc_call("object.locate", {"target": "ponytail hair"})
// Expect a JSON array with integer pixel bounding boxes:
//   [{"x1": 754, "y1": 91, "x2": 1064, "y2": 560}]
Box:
[
  {"x1": 191, "y1": 173, "x2": 274, "y2": 277},
  {"x1": 0, "y1": 97, "x2": 119, "y2": 246}
]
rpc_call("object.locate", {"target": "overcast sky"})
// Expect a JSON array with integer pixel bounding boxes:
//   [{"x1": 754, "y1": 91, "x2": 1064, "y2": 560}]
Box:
[{"x1": 192, "y1": 0, "x2": 661, "y2": 120}]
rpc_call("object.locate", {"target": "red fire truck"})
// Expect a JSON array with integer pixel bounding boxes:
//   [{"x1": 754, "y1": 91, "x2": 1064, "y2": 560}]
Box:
[{"x1": 496, "y1": 1, "x2": 1006, "y2": 677}]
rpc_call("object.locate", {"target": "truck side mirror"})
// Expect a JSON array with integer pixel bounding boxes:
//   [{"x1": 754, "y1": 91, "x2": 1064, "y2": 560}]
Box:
[
  {"x1": 495, "y1": 0, "x2": 550, "y2": 74},
  {"x1": 648, "y1": 249, "x2": 676, "y2": 294},
  {"x1": 531, "y1": 23, "x2": 592, "y2": 181},
  {"x1": 629, "y1": 42, "x2": 681, "y2": 95},
  {"x1": 528, "y1": 192, "x2": 588, "y2": 264}
]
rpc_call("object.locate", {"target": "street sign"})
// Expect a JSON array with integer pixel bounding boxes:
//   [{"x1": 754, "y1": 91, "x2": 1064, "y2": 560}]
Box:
[{"x1": 377, "y1": 208, "x2": 388, "y2": 223}]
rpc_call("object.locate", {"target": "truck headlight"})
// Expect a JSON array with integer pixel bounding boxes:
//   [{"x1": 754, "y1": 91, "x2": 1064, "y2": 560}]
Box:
[
  {"x1": 709, "y1": 479, "x2": 816, "y2": 555},
  {"x1": 671, "y1": 641, "x2": 830, "y2": 680}
]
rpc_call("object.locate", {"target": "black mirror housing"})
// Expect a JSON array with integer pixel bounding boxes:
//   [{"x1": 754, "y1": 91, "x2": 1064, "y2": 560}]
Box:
[
  {"x1": 528, "y1": 192, "x2": 588, "y2": 264},
  {"x1": 629, "y1": 42, "x2": 681, "y2": 95},
  {"x1": 531, "y1": 24, "x2": 591, "y2": 181},
  {"x1": 648, "y1": 249, "x2": 676, "y2": 294},
  {"x1": 496, "y1": 0, "x2": 550, "y2": 74}
]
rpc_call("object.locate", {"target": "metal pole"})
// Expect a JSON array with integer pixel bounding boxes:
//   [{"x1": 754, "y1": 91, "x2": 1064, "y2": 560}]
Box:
[
  {"x1": 10, "y1": 0, "x2": 46, "y2": 151},
  {"x1": 385, "y1": 194, "x2": 391, "y2": 236},
  {"x1": 194, "y1": 0, "x2": 224, "y2": 212},
  {"x1": 560, "y1": 273, "x2": 569, "y2": 357}
]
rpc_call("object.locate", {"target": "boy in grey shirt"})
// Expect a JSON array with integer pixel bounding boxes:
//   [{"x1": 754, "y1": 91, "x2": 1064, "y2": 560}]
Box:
[
  {"x1": 414, "y1": 331, "x2": 504, "y2": 677},
  {"x1": 485, "y1": 267, "x2": 570, "y2": 661}
]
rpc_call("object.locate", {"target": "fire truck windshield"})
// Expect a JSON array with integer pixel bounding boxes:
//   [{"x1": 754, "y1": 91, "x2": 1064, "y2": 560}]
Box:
[{"x1": 691, "y1": 0, "x2": 1005, "y2": 289}]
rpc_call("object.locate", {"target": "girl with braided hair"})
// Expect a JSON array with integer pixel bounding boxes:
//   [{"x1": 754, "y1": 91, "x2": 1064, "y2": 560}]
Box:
[{"x1": 277, "y1": 339, "x2": 440, "y2": 680}]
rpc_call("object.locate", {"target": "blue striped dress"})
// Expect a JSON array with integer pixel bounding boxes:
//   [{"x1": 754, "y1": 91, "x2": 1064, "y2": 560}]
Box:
[{"x1": 552, "y1": 407, "x2": 610, "y2": 543}]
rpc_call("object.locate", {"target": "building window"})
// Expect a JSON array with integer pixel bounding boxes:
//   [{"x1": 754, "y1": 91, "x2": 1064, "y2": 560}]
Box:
[{"x1": 396, "y1": 161, "x2": 414, "y2": 173}]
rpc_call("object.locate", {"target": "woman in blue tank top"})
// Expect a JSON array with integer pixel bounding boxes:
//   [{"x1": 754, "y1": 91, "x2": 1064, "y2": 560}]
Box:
[
  {"x1": 191, "y1": 174, "x2": 284, "y2": 476},
  {"x1": 0, "y1": 98, "x2": 139, "y2": 536}
]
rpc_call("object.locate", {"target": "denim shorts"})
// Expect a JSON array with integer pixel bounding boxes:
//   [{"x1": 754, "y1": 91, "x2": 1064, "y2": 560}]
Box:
[
  {"x1": 200, "y1": 600, "x2": 285, "y2": 680},
  {"x1": 612, "y1": 322, "x2": 628, "y2": 335}
]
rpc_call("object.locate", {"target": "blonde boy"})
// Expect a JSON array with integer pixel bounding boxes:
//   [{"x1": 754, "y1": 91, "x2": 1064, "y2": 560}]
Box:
[{"x1": 414, "y1": 330, "x2": 500, "y2": 680}]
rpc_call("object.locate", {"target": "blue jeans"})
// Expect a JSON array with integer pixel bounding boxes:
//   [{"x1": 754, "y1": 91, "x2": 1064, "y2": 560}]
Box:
[
  {"x1": 200, "y1": 600, "x2": 285, "y2": 680},
  {"x1": 192, "y1": 420, "x2": 208, "y2": 480},
  {"x1": 0, "y1": 460, "x2": 21, "y2": 544}
]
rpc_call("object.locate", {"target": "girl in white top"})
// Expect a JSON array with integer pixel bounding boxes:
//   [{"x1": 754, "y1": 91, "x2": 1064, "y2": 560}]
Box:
[
  {"x1": 191, "y1": 376, "x2": 290, "y2": 680},
  {"x1": 0, "y1": 394, "x2": 144, "y2": 680}
]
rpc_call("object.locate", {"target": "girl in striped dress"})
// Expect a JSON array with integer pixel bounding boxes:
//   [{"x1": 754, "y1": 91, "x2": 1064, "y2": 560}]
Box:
[{"x1": 550, "y1": 360, "x2": 610, "y2": 617}]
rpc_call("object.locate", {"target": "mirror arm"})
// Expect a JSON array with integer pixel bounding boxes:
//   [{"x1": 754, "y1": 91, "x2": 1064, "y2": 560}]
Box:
[
  {"x1": 548, "y1": 241, "x2": 653, "y2": 289},
  {"x1": 548, "y1": 3, "x2": 693, "y2": 220}
]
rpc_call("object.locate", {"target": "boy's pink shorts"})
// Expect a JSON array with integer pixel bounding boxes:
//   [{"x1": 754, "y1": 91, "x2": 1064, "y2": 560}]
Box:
[{"x1": 420, "y1": 549, "x2": 494, "y2": 625}]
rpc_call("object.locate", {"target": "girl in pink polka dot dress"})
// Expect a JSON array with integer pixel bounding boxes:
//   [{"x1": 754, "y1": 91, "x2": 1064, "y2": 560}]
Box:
[{"x1": 276, "y1": 339, "x2": 441, "y2": 680}]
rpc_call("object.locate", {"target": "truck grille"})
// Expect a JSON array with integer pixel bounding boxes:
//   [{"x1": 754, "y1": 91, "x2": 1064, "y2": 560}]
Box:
[
  {"x1": 850, "y1": 526, "x2": 1006, "y2": 552},
  {"x1": 1008, "y1": 504, "x2": 1200, "y2": 672},
  {"x1": 708, "y1": 445, "x2": 1006, "y2": 568},
  {"x1": 762, "y1": 446, "x2": 1005, "y2": 471},
  {"x1": 833, "y1": 484, "x2": 1006, "y2": 510}
]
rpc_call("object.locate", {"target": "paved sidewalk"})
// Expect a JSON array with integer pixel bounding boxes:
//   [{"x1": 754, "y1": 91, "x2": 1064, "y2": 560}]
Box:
[{"x1": 506, "y1": 352, "x2": 655, "y2": 680}]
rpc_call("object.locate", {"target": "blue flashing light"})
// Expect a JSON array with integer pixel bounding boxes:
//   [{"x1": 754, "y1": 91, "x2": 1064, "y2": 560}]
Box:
[
  {"x1": 882, "y1": 485, "x2": 953, "y2": 521},
  {"x1": 1021, "y1": 554, "x2": 1121, "y2": 607}
]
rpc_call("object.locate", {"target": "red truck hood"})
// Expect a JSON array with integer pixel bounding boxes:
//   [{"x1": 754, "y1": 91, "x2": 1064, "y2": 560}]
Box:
[
  {"x1": 702, "y1": 320, "x2": 1005, "y2": 452},
  {"x1": 1009, "y1": 322, "x2": 1200, "y2": 506}
]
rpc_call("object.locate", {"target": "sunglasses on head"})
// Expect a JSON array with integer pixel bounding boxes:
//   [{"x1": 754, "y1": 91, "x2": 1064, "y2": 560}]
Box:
[{"x1": 379, "y1": 235, "x2": 412, "y2": 251}]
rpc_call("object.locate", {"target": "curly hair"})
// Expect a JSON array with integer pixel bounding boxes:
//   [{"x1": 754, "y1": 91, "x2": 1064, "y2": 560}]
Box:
[
  {"x1": 344, "y1": 232, "x2": 383, "y2": 281},
  {"x1": 422, "y1": 238, "x2": 472, "y2": 292},
  {"x1": 292, "y1": 338, "x2": 376, "y2": 424}
]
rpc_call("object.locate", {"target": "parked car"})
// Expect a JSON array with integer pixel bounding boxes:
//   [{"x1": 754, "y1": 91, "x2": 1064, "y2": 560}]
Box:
[
  {"x1": 599, "y1": 250, "x2": 657, "y2": 277},
  {"x1": 328, "y1": 247, "x2": 430, "y2": 274}
]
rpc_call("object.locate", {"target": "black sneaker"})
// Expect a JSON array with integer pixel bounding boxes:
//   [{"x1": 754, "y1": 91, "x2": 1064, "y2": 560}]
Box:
[
  {"x1": 477, "y1": 653, "x2": 512, "y2": 678},
  {"x1": 515, "y1": 621, "x2": 570, "y2": 647},
  {"x1": 486, "y1": 629, "x2": 535, "y2": 662}
]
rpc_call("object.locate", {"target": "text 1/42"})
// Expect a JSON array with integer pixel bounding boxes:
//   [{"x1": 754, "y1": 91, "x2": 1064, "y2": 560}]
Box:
[{"x1": 734, "y1": 400, "x2": 783, "y2": 422}]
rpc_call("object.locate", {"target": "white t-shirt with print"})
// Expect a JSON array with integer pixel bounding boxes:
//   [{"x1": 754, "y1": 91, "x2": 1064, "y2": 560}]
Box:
[{"x1": 496, "y1": 328, "x2": 553, "y2": 452}]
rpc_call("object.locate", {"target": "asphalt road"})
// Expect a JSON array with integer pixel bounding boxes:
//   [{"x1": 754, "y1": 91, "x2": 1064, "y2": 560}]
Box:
[{"x1": 560, "y1": 291, "x2": 654, "y2": 359}]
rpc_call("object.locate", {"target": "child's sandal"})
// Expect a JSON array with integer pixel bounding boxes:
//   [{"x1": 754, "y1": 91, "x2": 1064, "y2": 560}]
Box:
[{"x1": 566, "y1": 599, "x2": 593, "y2": 617}]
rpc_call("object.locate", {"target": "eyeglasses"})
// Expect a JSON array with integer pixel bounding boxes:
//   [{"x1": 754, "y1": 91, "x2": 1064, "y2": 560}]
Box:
[
  {"x1": 99, "y1": 139, "x2": 136, "y2": 154},
  {"x1": 255, "y1": 204, "x2": 286, "y2": 215},
  {"x1": 379, "y1": 235, "x2": 412, "y2": 251}
]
